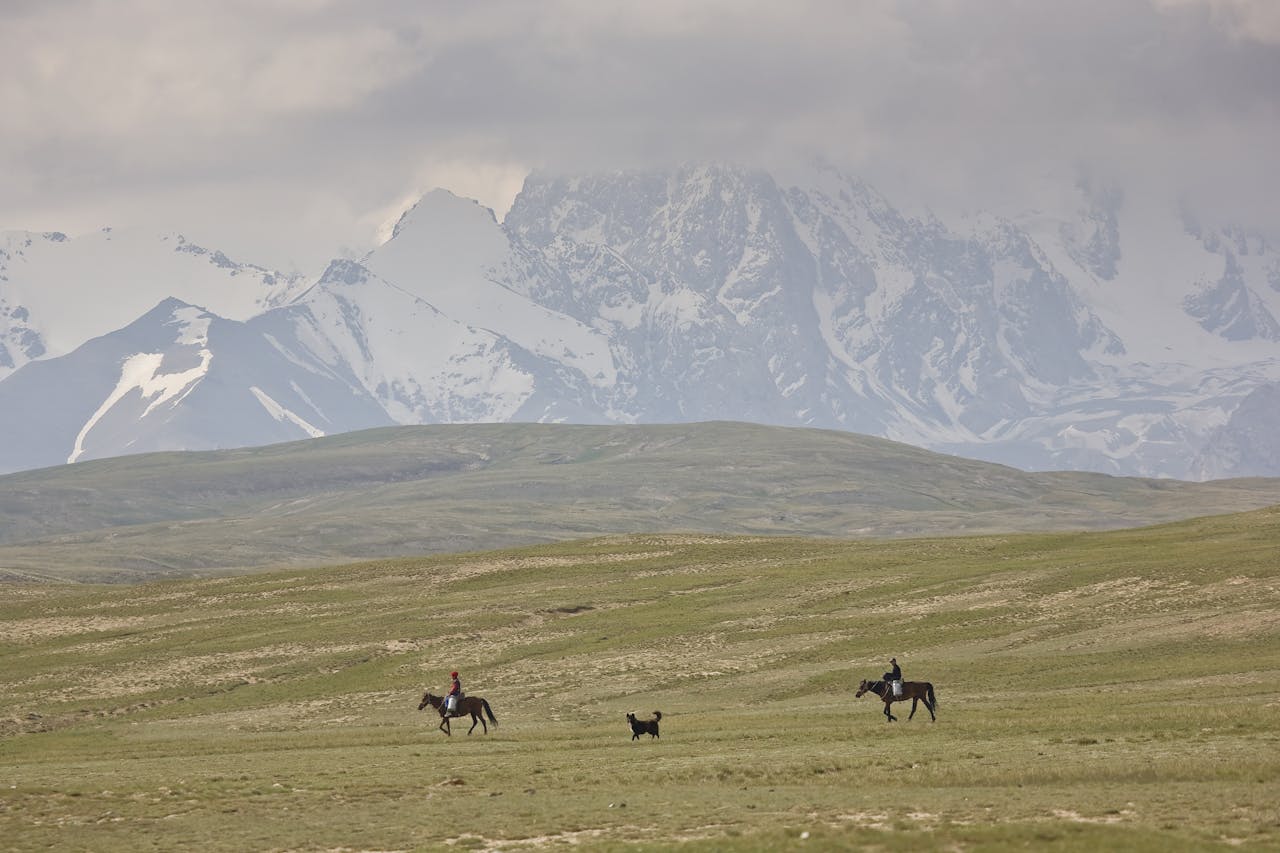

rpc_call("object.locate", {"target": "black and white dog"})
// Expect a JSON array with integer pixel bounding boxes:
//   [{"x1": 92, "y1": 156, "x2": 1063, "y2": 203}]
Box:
[{"x1": 626, "y1": 711, "x2": 662, "y2": 740}]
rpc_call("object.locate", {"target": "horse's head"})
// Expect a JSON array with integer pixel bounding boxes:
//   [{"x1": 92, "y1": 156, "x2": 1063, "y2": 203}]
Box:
[
  {"x1": 418, "y1": 691, "x2": 439, "y2": 711},
  {"x1": 854, "y1": 679, "x2": 871, "y2": 698}
]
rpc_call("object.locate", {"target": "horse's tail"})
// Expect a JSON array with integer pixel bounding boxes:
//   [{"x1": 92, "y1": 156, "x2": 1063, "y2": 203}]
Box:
[
  {"x1": 927, "y1": 683, "x2": 938, "y2": 713},
  {"x1": 483, "y1": 698, "x2": 498, "y2": 728},
  {"x1": 653, "y1": 711, "x2": 662, "y2": 721}
]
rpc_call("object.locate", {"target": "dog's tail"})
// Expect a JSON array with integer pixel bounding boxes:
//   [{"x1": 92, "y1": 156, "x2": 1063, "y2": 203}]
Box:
[
  {"x1": 653, "y1": 711, "x2": 662, "y2": 721},
  {"x1": 482, "y1": 698, "x2": 498, "y2": 728}
]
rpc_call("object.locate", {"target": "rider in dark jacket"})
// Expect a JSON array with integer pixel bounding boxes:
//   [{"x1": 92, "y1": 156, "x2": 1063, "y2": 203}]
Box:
[{"x1": 882, "y1": 658, "x2": 902, "y2": 695}]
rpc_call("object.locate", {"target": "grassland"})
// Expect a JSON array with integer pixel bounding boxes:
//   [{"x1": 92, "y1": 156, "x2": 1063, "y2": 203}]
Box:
[
  {"x1": 2, "y1": 506, "x2": 1278, "y2": 850},
  {"x1": 4, "y1": 422, "x2": 1280, "y2": 582}
]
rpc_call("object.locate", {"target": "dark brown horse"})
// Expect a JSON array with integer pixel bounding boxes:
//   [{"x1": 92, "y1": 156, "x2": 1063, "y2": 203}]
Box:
[
  {"x1": 855, "y1": 679, "x2": 937, "y2": 722},
  {"x1": 418, "y1": 691, "x2": 499, "y2": 735}
]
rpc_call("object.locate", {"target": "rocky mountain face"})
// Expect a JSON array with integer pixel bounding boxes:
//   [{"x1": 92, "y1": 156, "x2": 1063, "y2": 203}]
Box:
[
  {"x1": 1, "y1": 164, "x2": 1277, "y2": 478},
  {"x1": 502, "y1": 167, "x2": 1127, "y2": 440},
  {"x1": 1192, "y1": 382, "x2": 1280, "y2": 480}
]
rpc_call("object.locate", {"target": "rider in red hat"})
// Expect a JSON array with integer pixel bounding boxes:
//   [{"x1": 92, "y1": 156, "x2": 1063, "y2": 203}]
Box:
[{"x1": 445, "y1": 670, "x2": 462, "y2": 715}]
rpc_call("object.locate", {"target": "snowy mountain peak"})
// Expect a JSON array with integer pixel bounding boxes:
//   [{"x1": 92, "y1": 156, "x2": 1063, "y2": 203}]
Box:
[
  {"x1": 2, "y1": 164, "x2": 1278, "y2": 479},
  {"x1": 388, "y1": 189, "x2": 500, "y2": 243}
]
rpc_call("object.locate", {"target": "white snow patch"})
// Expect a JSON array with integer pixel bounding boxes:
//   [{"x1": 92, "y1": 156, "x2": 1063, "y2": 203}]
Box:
[
  {"x1": 249, "y1": 386, "x2": 325, "y2": 438},
  {"x1": 288, "y1": 381, "x2": 328, "y2": 425},
  {"x1": 295, "y1": 267, "x2": 540, "y2": 423},
  {"x1": 262, "y1": 332, "x2": 331, "y2": 377},
  {"x1": 812, "y1": 289, "x2": 859, "y2": 372},
  {"x1": 171, "y1": 307, "x2": 211, "y2": 345},
  {"x1": 648, "y1": 282, "x2": 712, "y2": 331},
  {"x1": 68, "y1": 347, "x2": 212, "y2": 463}
]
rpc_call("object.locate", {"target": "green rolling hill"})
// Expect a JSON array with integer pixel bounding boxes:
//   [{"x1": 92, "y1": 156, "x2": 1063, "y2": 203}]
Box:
[{"x1": 3, "y1": 422, "x2": 1280, "y2": 582}]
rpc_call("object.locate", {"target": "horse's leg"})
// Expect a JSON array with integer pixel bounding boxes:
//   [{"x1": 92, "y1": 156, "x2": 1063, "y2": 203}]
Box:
[
  {"x1": 909, "y1": 697, "x2": 918, "y2": 720},
  {"x1": 467, "y1": 713, "x2": 480, "y2": 735},
  {"x1": 440, "y1": 715, "x2": 452, "y2": 736},
  {"x1": 884, "y1": 701, "x2": 895, "y2": 722}
]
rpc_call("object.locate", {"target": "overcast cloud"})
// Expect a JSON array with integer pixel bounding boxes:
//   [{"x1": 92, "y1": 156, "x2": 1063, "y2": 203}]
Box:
[{"x1": 2, "y1": 0, "x2": 1278, "y2": 272}]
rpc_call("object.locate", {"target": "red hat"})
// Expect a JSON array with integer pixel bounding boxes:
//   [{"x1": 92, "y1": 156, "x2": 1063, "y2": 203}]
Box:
[{"x1": 451, "y1": 671, "x2": 459, "y2": 678}]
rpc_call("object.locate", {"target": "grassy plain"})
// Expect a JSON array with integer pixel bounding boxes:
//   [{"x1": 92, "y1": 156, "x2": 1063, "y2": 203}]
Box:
[{"x1": 2, "y1": 507, "x2": 1279, "y2": 850}]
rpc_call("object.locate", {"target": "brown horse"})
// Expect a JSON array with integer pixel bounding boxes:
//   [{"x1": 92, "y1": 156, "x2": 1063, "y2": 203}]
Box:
[
  {"x1": 418, "y1": 691, "x2": 499, "y2": 735},
  {"x1": 855, "y1": 679, "x2": 937, "y2": 722}
]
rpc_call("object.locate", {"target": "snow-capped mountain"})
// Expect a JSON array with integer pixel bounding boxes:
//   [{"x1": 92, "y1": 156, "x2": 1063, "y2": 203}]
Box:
[
  {"x1": 0, "y1": 298, "x2": 392, "y2": 473},
  {"x1": 0, "y1": 228, "x2": 308, "y2": 381},
  {"x1": 500, "y1": 164, "x2": 1280, "y2": 476},
  {"x1": 1, "y1": 163, "x2": 1277, "y2": 478}
]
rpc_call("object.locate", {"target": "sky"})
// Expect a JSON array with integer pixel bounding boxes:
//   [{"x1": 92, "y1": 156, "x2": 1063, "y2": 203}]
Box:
[{"x1": 2, "y1": 0, "x2": 1278, "y2": 274}]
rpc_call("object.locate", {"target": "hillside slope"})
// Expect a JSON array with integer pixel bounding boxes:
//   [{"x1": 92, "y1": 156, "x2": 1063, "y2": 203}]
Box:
[{"x1": 2, "y1": 422, "x2": 1279, "y2": 581}]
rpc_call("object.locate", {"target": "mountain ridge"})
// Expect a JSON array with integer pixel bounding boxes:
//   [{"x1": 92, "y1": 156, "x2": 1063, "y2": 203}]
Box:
[{"x1": 1, "y1": 163, "x2": 1277, "y2": 478}]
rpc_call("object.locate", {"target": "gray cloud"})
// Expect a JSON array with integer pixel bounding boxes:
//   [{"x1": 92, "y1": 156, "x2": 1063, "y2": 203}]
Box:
[{"x1": 2, "y1": 0, "x2": 1277, "y2": 271}]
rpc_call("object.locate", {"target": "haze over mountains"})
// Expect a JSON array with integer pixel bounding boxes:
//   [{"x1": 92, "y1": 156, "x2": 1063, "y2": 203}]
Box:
[{"x1": 2, "y1": 163, "x2": 1278, "y2": 479}]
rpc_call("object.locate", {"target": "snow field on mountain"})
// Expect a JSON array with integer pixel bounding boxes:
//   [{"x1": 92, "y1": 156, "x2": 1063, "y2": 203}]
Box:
[{"x1": 0, "y1": 229, "x2": 301, "y2": 362}]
